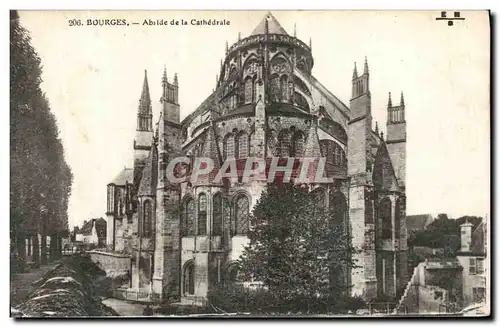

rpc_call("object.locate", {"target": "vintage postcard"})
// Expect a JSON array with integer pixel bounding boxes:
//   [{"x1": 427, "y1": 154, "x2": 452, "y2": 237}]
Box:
[{"x1": 10, "y1": 10, "x2": 490, "y2": 318}]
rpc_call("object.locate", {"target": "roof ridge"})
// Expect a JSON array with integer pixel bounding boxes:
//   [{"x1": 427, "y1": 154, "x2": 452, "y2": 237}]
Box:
[{"x1": 251, "y1": 12, "x2": 288, "y2": 36}]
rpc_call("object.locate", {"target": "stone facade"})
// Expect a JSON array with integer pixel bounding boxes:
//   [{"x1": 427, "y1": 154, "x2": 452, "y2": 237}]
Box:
[{"x1": 105, "y1": 13, "x2": 408, "y2": 303}]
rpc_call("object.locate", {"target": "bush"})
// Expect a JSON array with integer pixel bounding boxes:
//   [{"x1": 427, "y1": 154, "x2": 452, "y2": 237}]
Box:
[
  {"x1": 331, "y1": 295, "x2": 367, "y2": 313},
  {"x1": 208, "y1": 284, "x2": 367, "y2": 315}
]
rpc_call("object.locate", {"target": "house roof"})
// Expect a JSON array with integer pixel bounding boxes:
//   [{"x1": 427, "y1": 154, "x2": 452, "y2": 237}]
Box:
[
  {"x1": 79, "y1": 218, "x2": 107, "y2": 238},
  {"x1": 109, "y1": 168, "x2": 133, "y2": 186},
  {"x1": 251, "y1": 12, "x2": 288, "y2": 36},
  {"x1": 406, "y1": 214, "x2": 434, "y2": 231},
  {"x1": 425, "y1": 258, "x2": 462, "y2": 270}
]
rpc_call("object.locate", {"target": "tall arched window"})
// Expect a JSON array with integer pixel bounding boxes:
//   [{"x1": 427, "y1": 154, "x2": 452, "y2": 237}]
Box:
[
  {"x1": 292, "y1": 131, "x2": 305, "y2": 157},
  {"x1": 183, "y1": 198, "x2": 195, "y2": 236},
  {"x1": 278, "y1": 130, "x2": 292, "y2": 157},
  {"x1": 142, "y1": 201, "x2": 153, "y2": 237},
  {"x1": 294, "y1": 92, "x2": 310, "y2": 111},
  {"x1": 253, "y1": 77, "x2": 258, "y2": 102},
  {"x1": 270, "y1": 74, "x2": 281, "y2": 102},
  {"x1": 212, "y1": 193, "x2": 223, "y2": 236},
  {"x1": 183, "y1": 261, "x2": 195, "y2": 295},
  {"x1": 223, "y1": 134, "x2": 235, "y2": 160},
  {"x1": 280, "y1": 75, "x2": 289, "y2": 102},
  {"x1": 320, "y1": 140, "x2": 345, "y2": 167},
  {"x1": 198, "y1": 193, "x2": 207, "y2": 235},
  {"x1": 340, "y1": 149, "x2": 346, "y2": 167},
  {"x1": 395, "y1": 198, "x2": 401, "y2": 240},
  {"x1": 237, "y1": 132, "x2": 248, "y2": 159},
  {"x1": 379, "y1": 198, "x2": 392, "y2": 240},
  {"x1": 244, "y1": 77, "x2": 253, "y2": 104},
  {"x1": 248, "y1": 132, "x2": 256, "y2": 156},
  {"x1": 234, "y1": 195, "x2": 250, "y2": 235},
  {"x1": 334, "y1": 146, "x2": 340, "y2": 165}
]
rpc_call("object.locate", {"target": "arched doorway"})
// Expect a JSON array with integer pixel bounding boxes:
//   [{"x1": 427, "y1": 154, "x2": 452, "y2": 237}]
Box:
[
  {"x1": 227, "y1": 262, "x2": 243, "y2": 284},
  {"x1": 378, "y1": 198, "x2": 392, "y2": 240},
  {"x1": 183, "y1": 261, "x2": 195, "y2": 296}
]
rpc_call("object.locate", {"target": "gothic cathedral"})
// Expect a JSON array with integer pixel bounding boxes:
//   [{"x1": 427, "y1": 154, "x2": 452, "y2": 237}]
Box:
[{"x1": 105, "y1": 13, "x2": 408, "y2": 304}]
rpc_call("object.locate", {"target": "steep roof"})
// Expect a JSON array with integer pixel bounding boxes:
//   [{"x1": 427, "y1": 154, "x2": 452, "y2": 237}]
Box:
[
  {"x1": 110, "y1": 168, "x2": 133, "y2": 186},
  {"x1": 138, "y1": 70, "x2": 152, "y2": 115},
  {"x1": 79, "y1": 218, "x2": 106, "y2": 238},
  {"x1": 406, "y1": 214, "x2": 434, "y2": 231},
  {"x1": 251, "y1": 12, "x2": 288, "y2": 36},
  {"x1": 372, "y1": 142, "x2": 399, "y2": 192}
]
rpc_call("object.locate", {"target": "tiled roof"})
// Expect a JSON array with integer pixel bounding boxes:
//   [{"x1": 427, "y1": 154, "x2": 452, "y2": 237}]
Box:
[
  {"x1": 407, "y1": 214, "x2": 433, "y2": 231},
  {"x1": 251, "y1": 13, "x2": 288, "y2": 36},
  {"x1": 79, "y1": 218, "x2": 106, "y2": 238},
  {"x1": 110, "y1": 168, "x2": 133, "y2": 186}
]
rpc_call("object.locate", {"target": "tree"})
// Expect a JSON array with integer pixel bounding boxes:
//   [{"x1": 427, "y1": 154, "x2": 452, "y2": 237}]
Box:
[
  {"x1": 408, "y1": 214, "x2": 483, "y2": 256},
  {"x1": 10, "y1": 10, "x2": 72, "y2": 266},
  {"x1": 239, "y1": 184, "x2": 357, "y2": 303}
]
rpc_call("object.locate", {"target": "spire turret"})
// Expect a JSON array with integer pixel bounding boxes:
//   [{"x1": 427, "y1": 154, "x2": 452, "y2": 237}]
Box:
[
  {"x1": 174, "y1": 72, "x2": 178, "y2": 86},
  {"x1": 293, "y1": 23, "x2": 296, "y2": 37},
  {"x1": 387, "y1": 91, "x2": 405, "y2": 124},
  {"x1": 225, "y1": 41, "x2": 229, "y2": 54},
  {"x1": 375, "y1": 121, "x2": 379, "y2": 134},
  {"x1": 137, "y1": 70, "x2": 152, "y2": 131},
  {"x1": 351, "y1": 58, "x2": 369, "y2": 99},
  {"x1": 162, "y1": 66, "x2": 167, "y2": 85},
  {"x1": 139, "y1": 70, "x2": 151, "y2": 111}
]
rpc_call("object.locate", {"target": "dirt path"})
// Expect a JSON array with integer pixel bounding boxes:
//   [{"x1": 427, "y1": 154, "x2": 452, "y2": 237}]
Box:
[{"x1": 10, "y1": 261, "x2": 61, "y2": 307}]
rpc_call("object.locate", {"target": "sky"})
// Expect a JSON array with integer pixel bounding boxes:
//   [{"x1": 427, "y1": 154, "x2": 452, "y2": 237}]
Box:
[{"x1": 17, "y1": 10, "x2": 490, "y2": 228}]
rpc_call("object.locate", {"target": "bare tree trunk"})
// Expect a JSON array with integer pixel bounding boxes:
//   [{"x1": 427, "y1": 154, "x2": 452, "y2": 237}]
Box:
[
  {"x1": 17, "y1": 232, "x2": 26, "y2": 262},
  {"x1": 33, "y1": 233, "x2": 40, "y2": 267},
  {"x1": 40, "y1": 233, "x2": 47, "y2": 265},
  {"x1": 49, "y1": 233, "x2": 57, "y2": 262}
]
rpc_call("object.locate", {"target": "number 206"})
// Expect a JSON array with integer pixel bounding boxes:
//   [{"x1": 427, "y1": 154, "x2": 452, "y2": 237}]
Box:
[{"x1": 68, "y1": 19, "x2": 82, "y2": 26}]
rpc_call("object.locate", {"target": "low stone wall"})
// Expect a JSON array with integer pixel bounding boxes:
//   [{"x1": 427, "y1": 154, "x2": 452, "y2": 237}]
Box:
[{"x1": 87, "y1": 251, "x2": 131, "y2": 278}]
